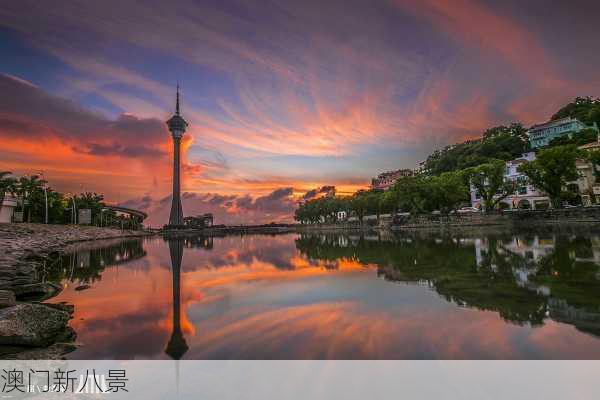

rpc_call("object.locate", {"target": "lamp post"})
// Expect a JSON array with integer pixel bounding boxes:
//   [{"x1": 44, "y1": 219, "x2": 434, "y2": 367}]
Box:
[
  {"x1": 67, "y1": 193, "x2": 77, "y2": 224},
  {"x1": 72, "y1": 196, "x2": 77, "y2": 224},
  {"x1": 100, "y1": 207, "x2": 107, "y2": 227},
  {"x1": 38, "y1": 171, "x2": 48, "y2": 224}
]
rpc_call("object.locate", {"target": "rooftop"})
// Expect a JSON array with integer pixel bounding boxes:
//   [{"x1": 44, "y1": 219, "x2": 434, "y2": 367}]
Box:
[{"x1": 527, "y1": 117, "x2": 582, "y2": 132}]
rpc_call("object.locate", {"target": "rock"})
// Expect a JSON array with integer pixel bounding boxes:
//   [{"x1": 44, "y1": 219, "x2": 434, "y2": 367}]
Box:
[
  {"x1": 43, "y1": 302, "x2": 74, "y2": 316},
  {"x1": 0, "y1": 303, "x2": 70, "y2": 347},
  {"x1": 0, "y1": 290, "x2": 16, "y2": 308},
  {"x1": 12, "y1": 282, "x2": 62, "y2": 301},
  {"x1": 3, "y1": 342, "x2": 78, "y2": 360}
]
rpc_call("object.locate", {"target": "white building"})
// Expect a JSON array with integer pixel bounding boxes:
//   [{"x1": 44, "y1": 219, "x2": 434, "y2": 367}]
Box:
[
  {"x1": 0, "y1": 194, "x2": 18, "y2": 223},
  {"x1": 470, "y1": 152, "x2": 550, "y2": 210}
]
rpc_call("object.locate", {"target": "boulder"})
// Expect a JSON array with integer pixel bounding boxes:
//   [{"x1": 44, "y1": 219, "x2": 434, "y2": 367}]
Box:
[
  {"x1": 43, "y1": 302, "x2": 74, "y2": 316},
  {"x1": 0, "y1": 290, "x2": 16, "y2": 308},
  {"x1": 0, "y1": 303, "x2": 70, "y2": 347}
]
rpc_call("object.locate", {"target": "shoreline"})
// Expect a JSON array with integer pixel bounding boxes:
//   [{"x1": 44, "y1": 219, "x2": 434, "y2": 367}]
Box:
[
  {"x1": 0, "y1": 223, "x2": 154, "y2": 291},
  {"x1": 0, "y1": 223, "x2": 155, "y2": 359}
]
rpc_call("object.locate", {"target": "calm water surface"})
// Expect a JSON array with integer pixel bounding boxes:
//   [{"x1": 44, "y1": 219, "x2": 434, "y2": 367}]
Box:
[{"x1": 46, "y1": 231, "x2": 600, "y2": 359}]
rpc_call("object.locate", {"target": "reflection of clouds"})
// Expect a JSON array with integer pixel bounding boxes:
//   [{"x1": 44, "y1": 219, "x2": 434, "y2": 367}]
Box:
[{"x1": 48, "y1": 232, "x2": 600, "y2": 359}]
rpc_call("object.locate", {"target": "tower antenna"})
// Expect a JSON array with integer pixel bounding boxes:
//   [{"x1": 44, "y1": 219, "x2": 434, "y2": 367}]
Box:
[{"x1": 176, "y1": 82, "x2": 180, "y2": 115}]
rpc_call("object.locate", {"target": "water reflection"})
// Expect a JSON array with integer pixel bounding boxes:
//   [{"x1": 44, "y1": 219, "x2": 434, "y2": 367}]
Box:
[
  {"x1": 44, "y1": 230, "x2": 600, "y2": 359},
  {"x1": 165, "y1": 238, "x2": 188, "y2": 360},
  {"x1": 40, "y1": 238, "x2": 146, "y2": 285},
  {"x1": 296, "y1": 232, "x2": 600, "y2": 336}
]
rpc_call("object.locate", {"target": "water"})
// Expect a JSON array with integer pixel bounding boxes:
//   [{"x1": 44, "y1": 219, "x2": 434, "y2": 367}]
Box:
[{"x1": 45, "y1": 230, "x2": 600, "y2": 359}]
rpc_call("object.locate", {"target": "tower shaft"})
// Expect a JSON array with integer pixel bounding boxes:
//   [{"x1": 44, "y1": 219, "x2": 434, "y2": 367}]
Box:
[{"x1": 169, "y1": 136, "x2": 184, "y2": 226}]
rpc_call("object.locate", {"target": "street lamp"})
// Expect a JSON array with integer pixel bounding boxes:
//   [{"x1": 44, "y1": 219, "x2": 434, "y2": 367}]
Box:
[
  {"x1": 66, "y1": 192, "x2": 77, "y2": 224},
  {"x1": 100, "y1": 207, "x2": 107, "y2": 227},
  {"x1": 38, "y1": 171, "x2": 48, "y2": 224}
]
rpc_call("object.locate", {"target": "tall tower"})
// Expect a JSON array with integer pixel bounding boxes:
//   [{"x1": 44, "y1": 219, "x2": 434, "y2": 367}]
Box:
[{"x1": 166, "y1": 85, "x2": 188, "y2": 226}]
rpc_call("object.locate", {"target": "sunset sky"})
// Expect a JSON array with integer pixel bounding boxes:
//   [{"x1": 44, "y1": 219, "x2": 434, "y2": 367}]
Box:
[{"x1": 1, "y1": 0, "x2": 599, "y2": 225}]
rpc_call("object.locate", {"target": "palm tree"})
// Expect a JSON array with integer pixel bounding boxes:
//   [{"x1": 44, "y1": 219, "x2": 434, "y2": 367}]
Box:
[
  {"x1": 16, "y1": 175, "x2": 46, "y2": 223},
  {"x1": 0, "y1": 172, "x2": 17, "y2": 214}
]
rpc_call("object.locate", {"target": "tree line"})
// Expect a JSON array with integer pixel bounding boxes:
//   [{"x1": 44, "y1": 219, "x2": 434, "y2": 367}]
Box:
[
  {"x1": 0, "y1": 172, "x2": 133, "y2": 227},
  {"x1": 295, "y1": 144, "x2": 600, "y2": 224}
]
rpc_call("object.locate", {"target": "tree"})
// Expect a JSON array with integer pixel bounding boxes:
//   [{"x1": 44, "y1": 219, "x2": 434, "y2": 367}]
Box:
[
  {"x1": 16, "y1": 175, "x2": 46, "y2": 223},
  {"x1": 0, "y1": 172, "x2": 16, "y2": 212},
  {"x1": 548, "y1": 128, "x2": 598, "y2": 147},
  {"x1": 379, "y1": 190, "x2": 398, "y2": 215},
  {"x1": 350, "y1": 191, "x2": 368, "y2": 223},
  {"x1": 428, "y1": 171, "x2": 469, "y2": 213},
  {"x1": 29, "y1": 188, "x2": 70, "y2": 224},
  {"x1": 586, "y1": 150, "x2": 600, "y2": 179},
  {"x1": 392, "y1": 175, "x2": 430, "y2": 213},
  {"x1": 551, "y1": 96, "x2": 600, "y2": 127},
  {"x1": 518, "y1": 145, "x2": 581, "y2": 208},
  {"x1": 74, "y1": 192, "x2": 105, "y2": 225},
  {"x1": 465, "y1": 160, "x2": 515, "y2": 212},
  {"x1": 423, "y1": 123, "x2": 528, "y2": 176}
]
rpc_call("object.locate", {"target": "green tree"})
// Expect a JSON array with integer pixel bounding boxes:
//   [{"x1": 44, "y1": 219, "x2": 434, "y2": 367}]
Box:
[
  {"x1": 379, "y1": 190, "x2": 398, "y2": 215},
  {"x1": 392, "y1": 175, "x2": 429, "y2": 213},
  {"x1": 74, "y1": 192, "x2": 105, "y2": 225},
  {"x1": 0, "y1": 172, "x2": 17, "y2": 212},
  {"x1": 586, "y1": 150, "x2": 600, "y2": 179},
  {"x1": 551, "y1": 97, "x2": 600, "y2": 127},
  {"x1": 16, "y1": 175, "x2": 46, "y2": 223},
  {"x1": 518, "y1": 145, "x2": 582, "y2": 208},
  {"x1": 423, "y1": 123, "x2": 528, "y2": 175},
  {"x1": 428, "y1": 171, "x2": 469, "y2": 213},
  {"x1": 548, "y1": 128, "x2": 598, "y2": 147},
  {"x1": 350, "y1": 191, "x2": 368, "y2": 223},
  {"x1": 465, "y1": 160, "x2": 515, "y2": 212}
]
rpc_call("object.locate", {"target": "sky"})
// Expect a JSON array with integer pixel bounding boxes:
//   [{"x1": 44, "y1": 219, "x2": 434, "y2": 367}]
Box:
[{"x1": 1, "y1": 0, "x2": 599, "y2": 226}]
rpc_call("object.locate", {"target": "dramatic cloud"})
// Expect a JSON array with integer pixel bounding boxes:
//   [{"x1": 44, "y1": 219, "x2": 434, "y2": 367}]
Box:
[
  {"x1": 121, "y1": 187, "x2": 298, "y2": 227},
  {"x1": 0, "y1": 74, "x2": 168, "y2": 156},
  {"x1": 1, "y1": 0, "x2": 599, "y2": 224},
  {"x1": 302, "y1": 186, "x2": 336, "y2": 201}
]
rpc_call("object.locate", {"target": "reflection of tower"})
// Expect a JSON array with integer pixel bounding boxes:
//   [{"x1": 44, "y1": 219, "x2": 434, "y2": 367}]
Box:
[
  {"x1": 166, "y1": 86, "x2": 188, "y2": 226},
  {"x1": 165, "y1": 239, "x2": 189, "y2": 360}
]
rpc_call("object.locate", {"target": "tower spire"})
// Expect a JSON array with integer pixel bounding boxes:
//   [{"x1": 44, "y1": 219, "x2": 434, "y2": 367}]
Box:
[{"x1": 176, "y1": 83, "x2": 180, "y2": 115}]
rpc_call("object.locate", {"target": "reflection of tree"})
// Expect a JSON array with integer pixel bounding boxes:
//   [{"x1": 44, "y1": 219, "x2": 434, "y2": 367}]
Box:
[
  {"x1": 41, "y1": 239, "x2": 146, "y2": 284},
  {"x1": 296, "y1": 233, "x2": 548, "y2": 325},
  {"x1": 165, "y1": 238, "x2": 188, "y2": 360},
  {"x1": 532, "y1": 236, "x2": 600, "y2": 311}
]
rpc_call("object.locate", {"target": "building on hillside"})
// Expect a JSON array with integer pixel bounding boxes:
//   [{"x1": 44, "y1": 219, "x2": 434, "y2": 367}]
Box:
[
  {"x1": 572, "y1": 159, "x2": 599, "y2": 206},
  {"x1": 470, "y1": 148, "x2": 600, "y2": 209},
  {"x1": 371, "y1": 169, "x2": 414, "y2": 191},
  {"x1": 183, "y1": 213, "x2": 213, "y2": 228},
  {"x1": 470, "y1": 152, "x2": 550, "y2": 210},
  {"x1": 571, "y1": 137, "x2": 600, "y2": 205},
  {"x1": 0, "y1": 194, "x2": 17, "y2": 223},
  {"x1": 527, "y1": 117, "x2": 589, "y2": 149},
  {"x1": 579, "y1": 132, "x2": 600, "y2": 152}
]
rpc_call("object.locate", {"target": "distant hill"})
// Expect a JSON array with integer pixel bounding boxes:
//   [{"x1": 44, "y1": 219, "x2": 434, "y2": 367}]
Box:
[{"x1": 422, "y1": 123, "x2": 528, "y2": 176}]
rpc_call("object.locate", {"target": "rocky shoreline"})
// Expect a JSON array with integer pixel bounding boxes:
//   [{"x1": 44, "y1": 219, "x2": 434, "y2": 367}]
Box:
[{"x1": 0, "y1": 223, "x2": 154, "y2": 359}]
